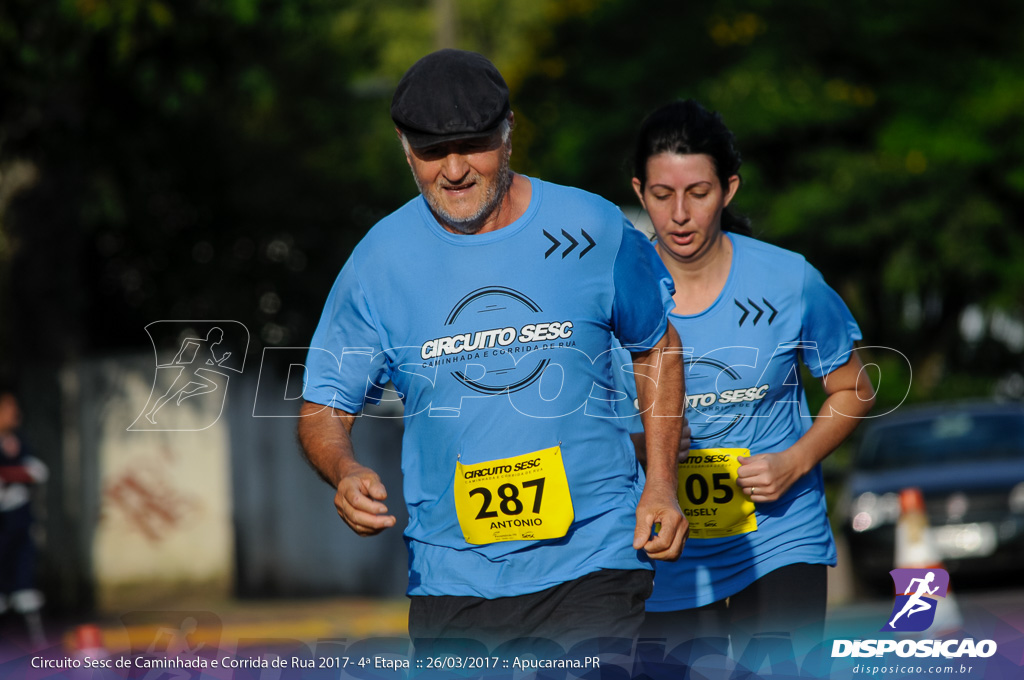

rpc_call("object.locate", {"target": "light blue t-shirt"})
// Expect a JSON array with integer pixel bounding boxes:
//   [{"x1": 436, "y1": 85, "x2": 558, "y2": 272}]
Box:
[
  {"x1": 639, "y1": 232, "x2": 863, "y2": 611},
  {"x1": 304, "y1": 177, "x2": 674, "y2": 598}
]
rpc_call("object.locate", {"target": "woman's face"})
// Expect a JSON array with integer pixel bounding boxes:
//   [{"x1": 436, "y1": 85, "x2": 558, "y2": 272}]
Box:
[{"x1": 632, "y1": 152, "x2": 739, "y2": 264}]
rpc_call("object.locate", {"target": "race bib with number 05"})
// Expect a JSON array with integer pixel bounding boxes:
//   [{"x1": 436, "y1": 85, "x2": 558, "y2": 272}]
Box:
[
  {"x1": 678, "y1": 448, "x2": 757, "y2": 539},
  {"x1": 454, "y1": 446, "x2": 574, "y2": 545}
]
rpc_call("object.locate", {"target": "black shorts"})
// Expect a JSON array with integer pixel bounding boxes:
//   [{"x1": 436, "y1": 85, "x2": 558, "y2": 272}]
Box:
[
  {"x1": 640, "y1": 562, "x2": 827, "y2": 656},
  {"x1": 409, "y1": 568, "x2": 653, "y2": 647}
]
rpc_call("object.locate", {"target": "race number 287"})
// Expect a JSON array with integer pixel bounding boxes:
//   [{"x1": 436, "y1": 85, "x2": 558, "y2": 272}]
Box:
[
  {"x1": 469, "y1": 478, "x2": 545, "y2": 518},
  {"x1": 453, "y1": 446, "x2": 574, "y2": 544}
]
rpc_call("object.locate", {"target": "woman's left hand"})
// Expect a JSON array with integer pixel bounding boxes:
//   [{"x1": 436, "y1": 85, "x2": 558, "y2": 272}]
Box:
[
  {"x1": 735, "y1": 448, "x2": 807, "y2": 503},
  {"x1": 735, "y1": 351, "x2": 877, "y2": 504}
]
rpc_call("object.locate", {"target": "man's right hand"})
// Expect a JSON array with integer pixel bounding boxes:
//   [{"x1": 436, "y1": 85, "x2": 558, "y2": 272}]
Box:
[
  {"x1": 334, "y1": 464, "x2": 397, "y2": 536},
  {"x1": 298, "y1": 401, "x2": 397, "y2": 538}
]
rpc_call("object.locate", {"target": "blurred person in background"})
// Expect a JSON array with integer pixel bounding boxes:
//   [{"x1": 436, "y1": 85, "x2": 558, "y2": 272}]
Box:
[
  {"x1": 298, "y1": 49, "x2": 687, "y2": 646},
  {"x1": 629, "y1": 100, "x2": 875, "y2": 653},
  {"x1": 0, "y1": 385, "x2": 48, "y2": 636}
]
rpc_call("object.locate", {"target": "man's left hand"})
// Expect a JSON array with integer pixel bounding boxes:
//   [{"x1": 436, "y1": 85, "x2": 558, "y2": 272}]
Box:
[{"x1": 633, "y1": 480, "x2": 688, "y2": 561}]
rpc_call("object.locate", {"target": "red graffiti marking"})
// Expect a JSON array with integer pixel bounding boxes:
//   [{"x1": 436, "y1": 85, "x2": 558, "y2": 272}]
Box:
[{"x1": 104, "y1": 467, "x2": 201, "y2": 543}]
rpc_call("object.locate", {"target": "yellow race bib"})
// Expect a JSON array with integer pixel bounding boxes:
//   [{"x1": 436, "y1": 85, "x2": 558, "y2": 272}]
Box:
[
  {"x1": 678, "y1": 448, "x2": 758, "y2": 539},
  {"x1": 454, "y1": 446, "x2": 574, "y2": 545}
]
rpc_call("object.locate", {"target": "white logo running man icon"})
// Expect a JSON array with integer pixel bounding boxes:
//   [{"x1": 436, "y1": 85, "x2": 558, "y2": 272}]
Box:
[
  {"x1": 130, "y1": 321, "x2": 249, "y2": 431},
  {"x1": 888, "y1": 570, "x2": 939, "y2": 628},
  {"x1": 145, "y1": 328, "x2": 232, "y2": 424}
]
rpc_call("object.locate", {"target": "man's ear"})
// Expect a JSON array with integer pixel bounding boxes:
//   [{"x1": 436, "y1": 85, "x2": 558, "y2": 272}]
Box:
[{"x1": 396, "y1": 128, "x2": 413, "y2": 167}]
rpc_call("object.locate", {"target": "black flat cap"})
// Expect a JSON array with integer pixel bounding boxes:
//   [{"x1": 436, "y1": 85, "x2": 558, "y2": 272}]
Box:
[{"x1": 391, "y1": 49, "x2": 511, "y2": 150}]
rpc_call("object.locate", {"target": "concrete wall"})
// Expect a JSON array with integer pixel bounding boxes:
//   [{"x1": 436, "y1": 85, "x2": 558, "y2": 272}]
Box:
[
  {"x1": 32, "y1": 350, "x2": 410, "y2": 612},
  {"x1": 229, "y1": 368, "x2": 409, "y2": 598},
  {"x1": 81, "y1": 356, "x2": 236, "y2": 611}
]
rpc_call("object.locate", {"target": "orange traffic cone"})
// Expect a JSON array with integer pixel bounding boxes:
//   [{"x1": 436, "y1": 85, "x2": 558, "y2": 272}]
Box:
[
  {"x1": 74, "y1": 623, "x2": 109, "y2": 660},
  {"x1": 892, "y1": 487, "x2": 962, "y2": 635}
]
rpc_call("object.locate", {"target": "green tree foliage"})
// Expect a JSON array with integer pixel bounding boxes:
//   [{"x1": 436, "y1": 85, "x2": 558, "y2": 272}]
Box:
[
  {"x1": 512, "y1": 0, "x2": 1024, "y2": 405},
  {"x1": 0, "y1": 0, "x2": 411, "y2": 359},
  {"x1": 1, "y1": 0, "x2": 1022, "y2": 407},
  {"x1": 0, "y1": 0, "x2": 582, "y2": 363}
]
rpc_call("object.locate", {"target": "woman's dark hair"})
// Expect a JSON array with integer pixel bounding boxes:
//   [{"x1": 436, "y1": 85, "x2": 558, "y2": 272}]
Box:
[{"x1": 633, "y1": 100, "x2": 752, "y2": 236}]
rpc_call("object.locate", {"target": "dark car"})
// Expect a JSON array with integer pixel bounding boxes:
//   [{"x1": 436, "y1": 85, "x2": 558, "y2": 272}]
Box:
[{"x1": 840, "y1": 401, "x2": 1024, "y2": 592}]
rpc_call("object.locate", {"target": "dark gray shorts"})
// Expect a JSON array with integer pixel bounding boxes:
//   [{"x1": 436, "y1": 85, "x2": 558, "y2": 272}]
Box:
[{"x1": 409, "y1": 568, "x2": 653, "y2": 647}]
